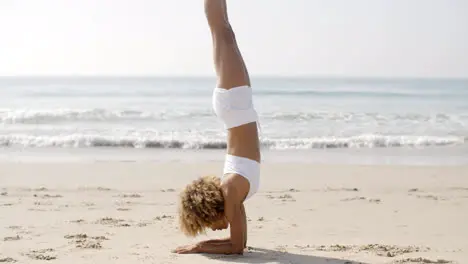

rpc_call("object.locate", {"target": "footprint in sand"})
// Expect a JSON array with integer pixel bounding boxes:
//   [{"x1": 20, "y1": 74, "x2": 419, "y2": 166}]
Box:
[
  {"x1": 6, "y1": 226, "x2": 31, "y2": 235},
  {"x1": 408, "y1": 189, "x2": 447, "y2": 201},
  {"x1": 278, "y1": 194, "x2": 295, "y2": 202},
  {"x1": 96, "y1": 187, "x2": 112, "y2": 191},
  {"x1": 117, "y1": 193, "x2": 143, "y2": 198},
  {"x1": 33, "y1": 187, "x2": 49, "y2": 192},
  {"x1": 326, "y1": 187, "x2": 360, "y2": 192},
  {"x1": 115, "y1": 201, "x2": 137, "y2": 207},
  {"x1": 33, "y1": 194, "x2": 62, "y2": 199},
  {"x1": 3, "y1": 235, "x2": 21, "y2": 242},
  {"x1": 24, "y1": 248, "x2": 56, "y2": 261},
  {"x1": 415, "y1": 194, "x2": 446, "y2": 201},
  {"x1": 34, "y1": 201, "x2": 54, "y2": 206},
  {"x1": 82, "y1": 202, "x2": 97, "y2": 211},
  {"x1": 70, "y1": 219, "x2": 86, "y2": 224},
  {"x1": 313, "y1": 244, "x2": 353, "y2": 252},
  {"x1": 95, "y1": 217, "x2": 131, "y2": 227},
  {"x1": 137, "y1": 221, "x2": 151, "y2": 227},
  {"x1": 0, "y1": 257, "x2": 17, "y2": 263},
  {"x1": 154, "y1": 215, "x2": 174, "y2": 221},
  {"x1": 31, "y1": 199, "x2": 59, "y2": 212},
  {"x1": 64, "y1": 233, "x2": 109, "y2": 249},
  {"x1": 341, "y1": 197, "x2": 382, "y2": 203},
  {"x1": 0, "y1": 192, "x2": 7, "y2": 196},
  {"x1": 393, "y1": 257, "x2": 452, "y2": 263},
  {"x1": 359, "y1": 244, "x2": 430, "y2": 257},
  {"x1": 28, "y1": 208, "x2": 47, "y2": 212},
  {"x1": 78, "y1": 187, "x2": 113, "y2": 192},
  {"x1": 312, "y1": 244, "x2": 429, "y2": 258},
  {"x1": 266, "y1": 194, "x2": 296, "y2": 202},
  {"x1": 64, "y1": 234, "x2": 89, "y2": 240}
]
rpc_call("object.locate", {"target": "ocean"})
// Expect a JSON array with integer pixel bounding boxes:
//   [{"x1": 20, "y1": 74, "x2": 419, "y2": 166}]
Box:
[{"x1": 1, "y1": 77, "x2": 467, "y2": 165}]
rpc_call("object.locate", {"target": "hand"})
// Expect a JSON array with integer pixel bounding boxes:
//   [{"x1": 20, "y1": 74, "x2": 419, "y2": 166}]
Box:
[{"x1": 172, "y1": 244, "x2": 199, "y2": 254}]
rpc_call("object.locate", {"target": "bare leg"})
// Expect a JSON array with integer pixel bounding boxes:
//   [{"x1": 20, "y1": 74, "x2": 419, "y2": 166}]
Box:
[
  {"x1": 204, "y1": 0, "x2": 250, "y2": 89},
  {"x1": 205, "y1": 0, "x2": 260, "y2": 162}
]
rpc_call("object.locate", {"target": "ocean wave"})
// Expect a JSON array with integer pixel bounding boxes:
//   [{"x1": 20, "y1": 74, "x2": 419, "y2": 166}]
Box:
[
  {"x1": 257, "y1": 89, "x2": 468, "y2": 98},
  {"x1": 0, "y1": 109, "x2": 213, "y2": 124},
  {"x1": 267, "y1": 111, "x2": 468, "y2": 123},
  {"x1": 0, "y1": 134, "x2": 464, "y2": 149},
  {"x1": 1, "y1": 108, "x2": 467, "y2": 125},
  {"x1": 262, "y1": 135, "x2": 466, "y2": 149}
]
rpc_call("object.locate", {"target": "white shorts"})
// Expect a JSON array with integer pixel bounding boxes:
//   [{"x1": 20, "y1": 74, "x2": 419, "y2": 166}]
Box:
[{"x1": 222, "y1": 154, "x2": 260, "y2": 200}]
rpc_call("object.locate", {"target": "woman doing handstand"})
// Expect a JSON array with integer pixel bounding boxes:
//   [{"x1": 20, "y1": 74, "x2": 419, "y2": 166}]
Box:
[{"x1": 173, "y1": 0, "x2": 261, "y2": 255}]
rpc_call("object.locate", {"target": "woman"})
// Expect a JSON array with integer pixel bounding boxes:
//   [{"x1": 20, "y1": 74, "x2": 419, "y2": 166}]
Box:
[{"x1": 173, "y1": 0, "x2": 261, "y2": 255}]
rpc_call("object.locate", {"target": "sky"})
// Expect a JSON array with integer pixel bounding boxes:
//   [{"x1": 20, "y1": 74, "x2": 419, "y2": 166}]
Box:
[{"x1": 0, "y1": 0, "x2": 467, "y2": 78}]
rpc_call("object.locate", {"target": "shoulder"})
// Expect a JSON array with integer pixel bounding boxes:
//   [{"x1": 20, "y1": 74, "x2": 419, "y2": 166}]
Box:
[{"x1": 220, "y1": 173, "x2": 249, "y2": 205}]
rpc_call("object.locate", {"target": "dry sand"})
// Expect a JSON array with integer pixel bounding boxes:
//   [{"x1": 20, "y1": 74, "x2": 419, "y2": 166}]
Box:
[{"x1": 1, "y1": 161, "x2": 467, "y2": 263}]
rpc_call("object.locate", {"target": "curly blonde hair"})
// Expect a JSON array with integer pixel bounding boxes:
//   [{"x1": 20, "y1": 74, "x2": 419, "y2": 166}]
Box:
[{"x1": 177, "y1": 175, "x2": 225, "y2": 237}]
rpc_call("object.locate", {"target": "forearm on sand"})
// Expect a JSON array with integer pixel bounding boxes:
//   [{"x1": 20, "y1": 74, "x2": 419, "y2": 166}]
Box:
[
  {"x1": 198, "y1": 235, "x2": 247, "y2": 248},
  {"x1": 199, "y1": 237, "x2": 231, "y2": 244},
  {"x1": 196, "y1": 240, "x2": 243, "y2": 255}
]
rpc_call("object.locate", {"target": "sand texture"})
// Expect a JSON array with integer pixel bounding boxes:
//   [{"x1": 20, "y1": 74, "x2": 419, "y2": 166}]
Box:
[{"x1": 1, "y1": 162, "x2": 467, "y2": 264}]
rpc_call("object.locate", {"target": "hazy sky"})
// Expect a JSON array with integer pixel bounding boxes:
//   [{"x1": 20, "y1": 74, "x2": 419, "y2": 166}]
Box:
[{"x1": 0, "y1": 0, "x2": 467, "y2": 78}]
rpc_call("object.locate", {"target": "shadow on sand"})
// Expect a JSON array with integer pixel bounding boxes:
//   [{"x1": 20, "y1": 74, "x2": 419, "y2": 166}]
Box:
[{"x1": 205, "y1": 247, "x2": 369, "y2": 264}]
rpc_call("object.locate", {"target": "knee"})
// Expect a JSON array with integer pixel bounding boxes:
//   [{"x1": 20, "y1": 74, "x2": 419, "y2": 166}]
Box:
[{"x1": 211, "y1": 24, "x2": 236, "y2": 44}]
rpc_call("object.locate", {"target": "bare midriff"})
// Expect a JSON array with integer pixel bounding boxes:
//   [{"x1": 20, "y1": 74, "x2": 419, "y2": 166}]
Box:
[{"x1": 226, "y1": 122, "x2": 261, "y2": 163}]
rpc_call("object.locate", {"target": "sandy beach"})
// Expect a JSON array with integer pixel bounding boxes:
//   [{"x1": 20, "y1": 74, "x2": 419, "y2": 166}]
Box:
[
  {"x1": 0, "y1": 161, "x2": 467, "y2": 264},
  {"x1": 1, "y1": 0, "x2": 467, "y2": 263}
]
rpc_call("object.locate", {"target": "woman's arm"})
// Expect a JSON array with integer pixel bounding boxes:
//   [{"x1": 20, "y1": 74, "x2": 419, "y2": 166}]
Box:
[
  {"x1": 174, "y1": 190, "x2": 247, "y2": 255},
  {"x1": 198, "y1": 187, "x2": 247, "y2": 254},
  {"x1": 196, "y1": 240, "x2": 240, "y2": 255},
  {"x1": 173, "y1": 239, "x2": 234, "y2": 254},
  {"x1": 199, "y1": 238, "x2": 231, "y2": 244}
]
